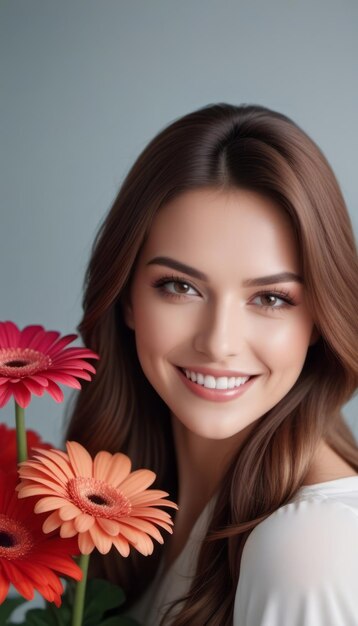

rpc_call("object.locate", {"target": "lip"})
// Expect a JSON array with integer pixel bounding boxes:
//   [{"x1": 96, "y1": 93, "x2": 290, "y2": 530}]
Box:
[
  {"x1": 175, "y1": 366, "x2": 258, "y2": 402},
  {"x1": 178, "y1": 365, "x2": 256, "y2": 378}
]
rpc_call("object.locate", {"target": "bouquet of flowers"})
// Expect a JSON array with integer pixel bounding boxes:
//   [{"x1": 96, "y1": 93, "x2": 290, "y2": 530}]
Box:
[{"x1": 0, "y1": 321, "x2": 178, "y2": 626}]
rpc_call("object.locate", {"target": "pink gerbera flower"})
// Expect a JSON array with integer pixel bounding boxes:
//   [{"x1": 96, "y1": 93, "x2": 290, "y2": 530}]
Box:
[
  {"x1": 17, "y1": 442, "x2": 178, "y2": 557},
  {"x1": 0, "y1": 321, "x2": 99, "y2": 408},
  {"x1": 0, "y1": 470, "x2": 82, "y2": 606}
]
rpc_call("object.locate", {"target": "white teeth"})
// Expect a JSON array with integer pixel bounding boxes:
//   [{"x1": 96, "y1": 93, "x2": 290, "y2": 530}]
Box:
[{"x1": 183, "y1": 369, "x2": 249, "y2": 389}]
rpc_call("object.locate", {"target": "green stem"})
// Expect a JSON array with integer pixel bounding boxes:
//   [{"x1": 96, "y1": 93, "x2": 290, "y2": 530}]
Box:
[
  {"x1": 15, "y1": 401, "x2": 28, "y2": 463},
  {"x1": 72, "y1": 553, "x2": 90, "y2": 626}
]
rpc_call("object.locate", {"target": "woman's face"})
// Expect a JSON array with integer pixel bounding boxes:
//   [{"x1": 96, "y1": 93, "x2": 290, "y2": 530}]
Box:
[{"x1": 123, "y1": 187, "x2": 318, "y2": 440}]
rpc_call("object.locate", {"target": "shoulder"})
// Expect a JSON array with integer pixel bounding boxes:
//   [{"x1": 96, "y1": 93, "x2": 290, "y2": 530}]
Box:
[
  {"x1": 242, "y1": 496, "x2": 358, "y2": 588},
  {"x1": 234, "y1": 497, "x2": 358, "y2": 625}
]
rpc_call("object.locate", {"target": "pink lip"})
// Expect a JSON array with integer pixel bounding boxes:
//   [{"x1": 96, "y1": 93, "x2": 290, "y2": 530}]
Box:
[{"x1": 176, "y1": 367, "x2": 257, "y2": 403}]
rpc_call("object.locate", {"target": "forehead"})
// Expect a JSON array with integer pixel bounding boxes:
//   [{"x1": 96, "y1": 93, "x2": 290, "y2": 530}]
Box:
[{"x1": 140, "y1": 187, "x2": 300, "y2": 274}]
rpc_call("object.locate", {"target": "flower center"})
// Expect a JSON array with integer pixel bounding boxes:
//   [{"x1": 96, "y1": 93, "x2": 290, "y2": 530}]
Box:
[
  {"x1": 68, "y1": 477, "x2": 132, "y2": 519},
  {"x1": 0, "y1": 348, "x2": 51, "y2": 377},
  {"x1": 0, "y1": 531, "x2": 15, "y2": 547},
  {"x1": 0, "y1": 514, "x2": 34, "y2": 559}
]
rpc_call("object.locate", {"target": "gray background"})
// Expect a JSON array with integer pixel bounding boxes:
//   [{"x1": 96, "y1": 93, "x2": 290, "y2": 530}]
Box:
[{"x1": 0, "y1": 0, "x2": 357, "y2": 618}]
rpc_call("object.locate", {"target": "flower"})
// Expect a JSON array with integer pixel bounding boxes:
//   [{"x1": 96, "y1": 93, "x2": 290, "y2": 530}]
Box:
[
  {"x1": 0, "y1": 321, "x2": 99, "y2": 408},
  {"x1": 17, "y1": 441, "x2": 178, "y2": 556},
  {"x1": 0, "y1": 424, "x2": 52, "y2": 473},
  {"x1": 0, "y1": 470, "x2": 82, "y2": 606}
]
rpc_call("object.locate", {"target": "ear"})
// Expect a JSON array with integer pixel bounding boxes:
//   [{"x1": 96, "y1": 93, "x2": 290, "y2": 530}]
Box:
[
  {"x1": 120, "y1": 288, "x2": 135, "y2": 330},
  {"x1": 309, "y1": 325, "x2": 320, "y2": 346}
]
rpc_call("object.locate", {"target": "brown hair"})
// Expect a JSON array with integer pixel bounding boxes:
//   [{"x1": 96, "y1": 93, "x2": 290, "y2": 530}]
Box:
[{"x1": 65, "y1": 103, "x2": 358, "y2": 625}]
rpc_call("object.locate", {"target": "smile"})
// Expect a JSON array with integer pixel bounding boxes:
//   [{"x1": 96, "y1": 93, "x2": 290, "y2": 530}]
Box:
[
  {"x1": 175, "y1": 366, "x2": 258, "y2": 403},
  {"x1": 181, "y1": 368, "x2": 249, "y2": 389}
]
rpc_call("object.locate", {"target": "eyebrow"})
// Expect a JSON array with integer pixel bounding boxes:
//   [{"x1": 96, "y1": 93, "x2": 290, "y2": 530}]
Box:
[{"x1": 146, "y1": 256, "x2": 303, "y2": 286}]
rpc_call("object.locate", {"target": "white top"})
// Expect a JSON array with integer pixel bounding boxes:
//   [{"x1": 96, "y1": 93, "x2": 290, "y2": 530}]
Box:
[{"x1": 125, "y1": 475, "x2": 358, "y2": 625}]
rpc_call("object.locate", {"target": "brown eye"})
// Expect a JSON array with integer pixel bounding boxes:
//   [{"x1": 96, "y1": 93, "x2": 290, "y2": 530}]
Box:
[
  {"x1": 173, "y1": 281, "x2": 191, "y2": 294},
  {"x1": 152, "y1": 275, "x2": 200, "y2": 299},
  {"x1": 260, "y1": 294, "x2": 279, "y2": 306},
  {"x1": 251, "y1": 289, "x2": 294, "y2": 311}
]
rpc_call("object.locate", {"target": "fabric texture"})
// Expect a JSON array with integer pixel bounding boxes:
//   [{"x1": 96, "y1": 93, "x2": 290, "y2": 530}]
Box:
[{"x1": 125, "y1": 475, "x2": 358, "y2": 626}]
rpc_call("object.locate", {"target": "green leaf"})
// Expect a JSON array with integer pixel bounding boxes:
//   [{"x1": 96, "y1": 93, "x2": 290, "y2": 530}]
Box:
[
  {"x1": 83, "y1": 578, "x2": 126, "y2": 621},
  {"x1": 47, "y1": 601, "x2": 72, "y2": 626},
  {"x1": 0, "y1": 595, "x2": 27, "y2": 622},
  {"x1": 21, "y1": 608, "x2": 55, "y2": 626}
]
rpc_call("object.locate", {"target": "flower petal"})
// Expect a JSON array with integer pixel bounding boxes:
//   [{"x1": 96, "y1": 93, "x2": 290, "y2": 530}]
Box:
[
  {"x1": 12, "y1": 383, "x2": 32, "y2": 408},
  {"x1": 27, "y1": 448, "x2": 74, "y2": 480},
  {"x1": 78, "y1": 531, "x2": 95, "y2": 554},
  {"x1": 89, "y1": 524, "x2": 113, "y2": 554},
  {"x1": 45, "y1": 373, "x2": 82, "y2": 389},
  {"x1": 118, "y1": 516, "x2": 164, "y2": 543},
  {"x1": 42, "y1": 510, "x2": 62, "y2": 533},
  {"x1": 21, "y1": 378, "x2": 47, "y2": 396},
  {"x1": 59, "y1": 520, "x2": 78, "y2": 538},
  {"x1": 127, "y1": 531, "x2": 154, "y2": 556},
  {"x1": 105, "y1": 453, "x2": 132, "y2": 487},
  {"x1": 97, "y1": 517, "x2": 121, "y2": 536},
  {"x1": 0, "y1": 385, "x2": 13, "y2": 408},
  {"x1": 45, "y1": 381, "x2": 64, "y2": 403},
  {"x1": 2, "y1": 320, "x2": 21, "y2": 347},
  {"x1": 59, "y1": 503, "x2": 81, "y2": 521},
  {"x1": 1, "y1": 561, "x2": 34, "y2": 600},
  {"x1": 93, "y1": 450, "x2": 113, "y2": 481},
  {"x1": 66, "y1": 441, "x2": 93, "y2": 477},
  {"x1": 74, "y1": 513, "x2": 95, "y2": 533},
  {"x1": 47, "y1": 334, "x2": 78, "y2": 356},
  {"x1": 0, "y1": 571, "x2": 10, "y2": 604},
  {"x1": 111, "y1": 535, "x2": 130, "y2": 557},
  {"x1": 18, "y1": 325, "x2": 44, "y2": 348},
  {"x1": 119, "y1": 469, "x2": 156, "y2": 497},
  {"x1": 34, "y1": 496, "x2": 70, "y2": 513},
  {"x1": 35, "y1": 331, "x2": 61, "y2": 353}
]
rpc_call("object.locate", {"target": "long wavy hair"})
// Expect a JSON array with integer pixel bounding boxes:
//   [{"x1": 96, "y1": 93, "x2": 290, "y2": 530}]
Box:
[{"x1": 65, "y1": 103, "x2": 358, "y2": 625}]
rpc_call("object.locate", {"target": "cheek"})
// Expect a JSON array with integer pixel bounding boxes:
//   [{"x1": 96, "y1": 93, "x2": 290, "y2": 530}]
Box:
[
  {"x1": 131, "y1": 293, "x2": 185, "y2": 359},
  {"x1": 256, "y1": 314, "x2": 313, "y2": 370}
]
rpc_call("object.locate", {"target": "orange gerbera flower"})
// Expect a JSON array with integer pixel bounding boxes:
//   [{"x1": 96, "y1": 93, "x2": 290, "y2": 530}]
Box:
[
  {"x1": 0, "y1": 471, "x2": 82, "y2": 606},
  {"x1": 0, "y1": 424, "x2": 52, "y2": 473},
  {"x1": 0, "y1": 321, "x2": 99, "y2": 408},
  {"x1": 17, "y1": 442, "x2": 178, "y2": 557}
]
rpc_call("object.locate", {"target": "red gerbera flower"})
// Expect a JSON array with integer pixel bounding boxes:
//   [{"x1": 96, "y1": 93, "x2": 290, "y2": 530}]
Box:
[
  {"x1": 0, "y1": 424, "x2": 52, "y2": 473},
  {"x1": 0, "y1": 321, "x2": 99, "y2": 408},
  {"x1": 0, "y1": 470, "x2": 82, "y2": 606}
]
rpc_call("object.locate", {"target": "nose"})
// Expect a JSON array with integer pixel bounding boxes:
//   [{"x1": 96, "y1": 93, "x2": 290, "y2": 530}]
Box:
[{"x1": 193, "y1": 295, "x2": 247, "y2": 360}]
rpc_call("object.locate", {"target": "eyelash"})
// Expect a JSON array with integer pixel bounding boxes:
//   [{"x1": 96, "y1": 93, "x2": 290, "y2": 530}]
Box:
[{"x1": 151, "y1": 273, "x2": 296, "y2": 311}]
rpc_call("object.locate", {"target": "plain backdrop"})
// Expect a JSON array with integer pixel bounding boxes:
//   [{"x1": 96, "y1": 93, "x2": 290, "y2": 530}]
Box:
[
  {"x1": 0, "y1": 0, "x2": 357, "y2": 617},
  {"x1": 0, "y1": 6, "x2": 358, "y2": 458},
  {"x1": 1, "y1": 0, "x2": 357, "y2": 443}
]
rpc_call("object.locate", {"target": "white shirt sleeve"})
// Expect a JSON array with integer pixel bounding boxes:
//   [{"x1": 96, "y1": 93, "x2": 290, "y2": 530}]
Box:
[{"x1": 234, "y1": 497, "x2": 358, "y2": 626}]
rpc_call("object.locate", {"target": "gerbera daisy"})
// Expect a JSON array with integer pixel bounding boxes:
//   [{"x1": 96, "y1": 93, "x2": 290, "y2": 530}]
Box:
[
  {"x1": 17, "y1": 441, "x2": 178, "y2": 556},
  {"x1": 0, "y1": 470, "x2": 82, "y2": 606},
  {"x1": 0, "y1": 321, "x2": 99, "y2": 408},
  {"x1": 0, "y1": 424, "x2": 52, "y2": 473}
]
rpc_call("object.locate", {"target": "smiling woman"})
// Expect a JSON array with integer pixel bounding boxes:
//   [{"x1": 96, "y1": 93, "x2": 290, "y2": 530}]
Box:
[
  {"x1": 122, "y1": 188, "x2": 317, "y2": 444},
  {"x1": 65, "y1": 103, "x2": 358, "y2": 625}
]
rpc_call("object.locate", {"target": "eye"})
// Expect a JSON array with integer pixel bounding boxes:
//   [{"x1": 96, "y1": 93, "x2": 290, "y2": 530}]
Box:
[
  {"x1": 151, "y1": 275, "x2": 200, "y2": 299},
  {"x1": 251, "y1": 290, "x2": 295, "y2": 310}
]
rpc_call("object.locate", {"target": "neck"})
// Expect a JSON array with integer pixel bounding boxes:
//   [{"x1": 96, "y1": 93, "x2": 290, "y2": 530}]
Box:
[{"x1": 170, "y1": 414, "x2": 253, "y2": 516}]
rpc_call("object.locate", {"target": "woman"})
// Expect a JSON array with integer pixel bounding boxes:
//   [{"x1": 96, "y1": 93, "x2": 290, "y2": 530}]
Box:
[{"x1": 66, "y1": 103, "x2": 358, "y2": 625}]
